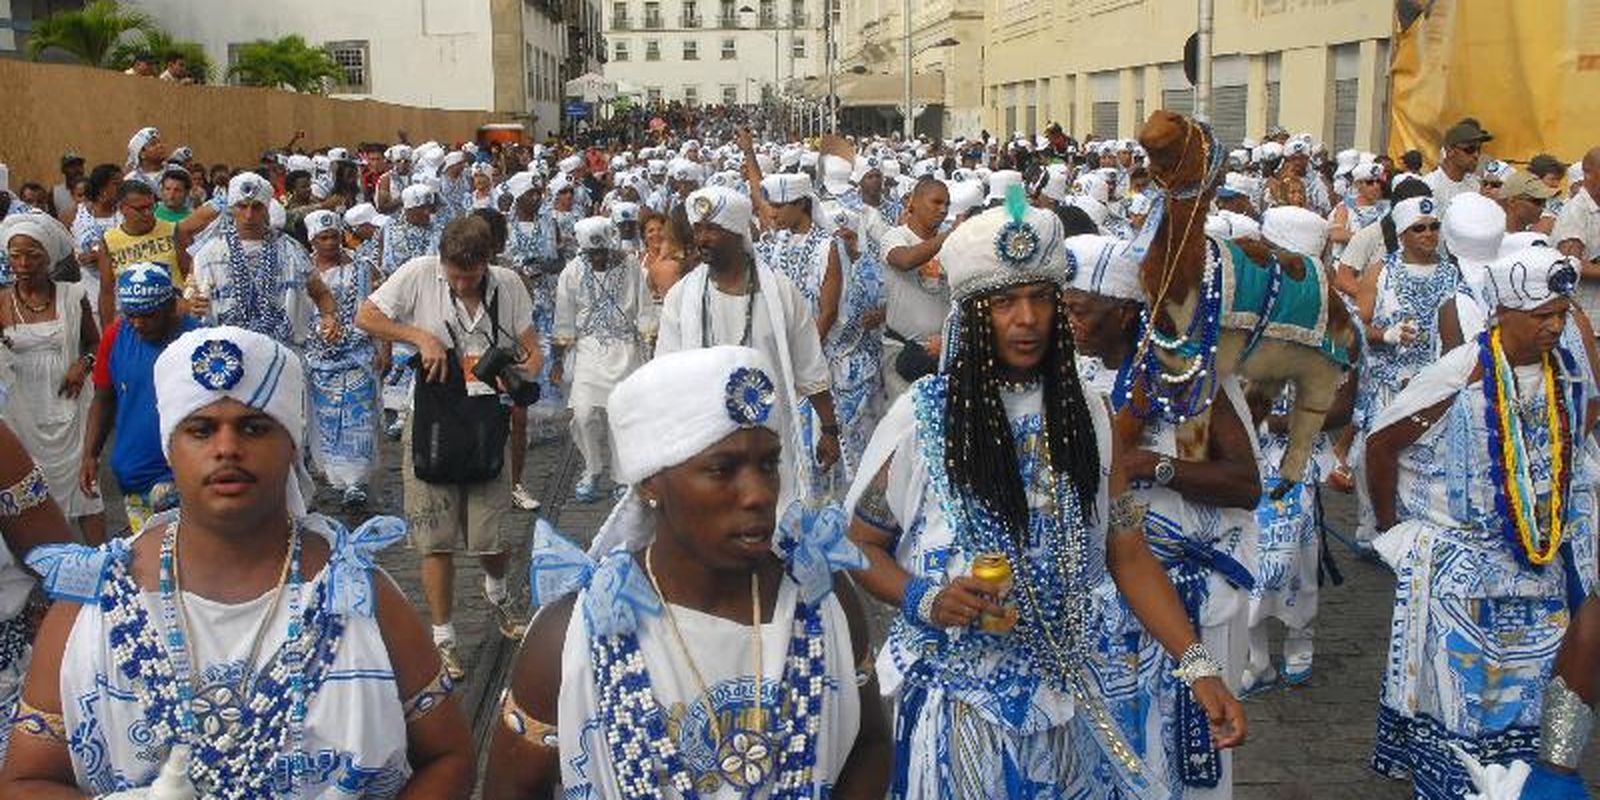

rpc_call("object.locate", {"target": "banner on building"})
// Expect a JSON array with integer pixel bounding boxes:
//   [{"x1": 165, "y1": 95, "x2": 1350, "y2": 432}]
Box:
[{"x1": 1388, "y1": 0, "x2": 1600, "y2": 164}]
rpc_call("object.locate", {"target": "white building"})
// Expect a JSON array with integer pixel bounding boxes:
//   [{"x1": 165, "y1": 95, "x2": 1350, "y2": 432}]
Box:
[
  {"x1": 603, "y1": 0, "x2": 826, "y2": 108},
  {"x1": 126, "y1": 0, "x2": 602, "y2": 139}
]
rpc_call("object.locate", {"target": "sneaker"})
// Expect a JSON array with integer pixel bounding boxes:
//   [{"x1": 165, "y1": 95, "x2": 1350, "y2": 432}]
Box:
[
  {"x1": 573, "y1": 476, "x2": 601, "y2": 504},
  {"x1": 437, "y1": 641, "x2": 466, "y2": 681},
  {"x1": 511, "y1": 483, "x2": 542, "y2": 511},
  {"x1": 342, "y1": 485, "x2": 368, "y2": 508},
  {"x1": 486, "y1": 591, "x2": 527, "y2": 640},
  {"x1": 1238, "y1": 665, "x2": 1280, "y2": 700}
]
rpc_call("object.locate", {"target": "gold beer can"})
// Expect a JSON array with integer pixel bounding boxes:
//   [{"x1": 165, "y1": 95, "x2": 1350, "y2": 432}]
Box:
[{"x1": 971, "y1": 553, "x2": 1018, "y2": 633}]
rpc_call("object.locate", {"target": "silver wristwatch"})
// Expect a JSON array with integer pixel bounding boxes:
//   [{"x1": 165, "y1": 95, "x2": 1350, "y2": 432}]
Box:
[{"x1": 1153, "y1": 456, "x2": 1176, "y2": 487}]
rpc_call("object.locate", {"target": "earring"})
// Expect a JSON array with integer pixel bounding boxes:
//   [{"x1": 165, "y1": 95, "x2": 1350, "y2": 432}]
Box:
[{"x1": 645, "y1": 496, "x2": 660, "y2": 509}]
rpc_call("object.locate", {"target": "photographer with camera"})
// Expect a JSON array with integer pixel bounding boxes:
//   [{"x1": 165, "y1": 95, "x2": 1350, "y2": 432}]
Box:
[{"x1": 357, "y1": 214, "x2": 541, "y2": 680}]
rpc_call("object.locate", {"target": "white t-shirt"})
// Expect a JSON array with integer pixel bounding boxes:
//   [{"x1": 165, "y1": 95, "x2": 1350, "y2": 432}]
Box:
[
  {"x1": 1553, "y1": 189, "x2": 1600, "y2": 326},
  {"x1": 1423, "y1": 168, "x2": 1479, "y2": 216},
  {"x1": 1337, "y1": 218, "x2": 1388, "y2": 274},
  {"x1": 878, "y1": 225, "x2": 951, "y2": 341},
  {"x1": 368, "y1": 255, "x2": 535, "y2": 395}
]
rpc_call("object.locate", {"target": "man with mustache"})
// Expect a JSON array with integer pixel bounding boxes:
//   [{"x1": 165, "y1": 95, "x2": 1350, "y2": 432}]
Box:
[{"x1": 1, "y1": 325, "x2": 474, "y2": 796}]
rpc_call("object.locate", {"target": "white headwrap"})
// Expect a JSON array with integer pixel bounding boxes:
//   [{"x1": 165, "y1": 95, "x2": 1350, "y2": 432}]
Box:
[
  {"x1": 761, "y1": 173, "x2": 814, "y2": 204},
  {"x1": 1442, "y1": 192, "x2": 1506, "y2": 283},
  {"x1": 574, "y1": 216, "x2": 617, "y2": 251},
  {"x1": 227, "y1": 173, "x2": 274, "y2": 207},
  {"x1": 401, "y1": 184, "x2": 437, "y2": 210},
  {"x1": 1390, "y1": 196, "x2": 1438, "y2": 233},
  {"x1": 1039, "y1": 164, "x2": 1071, "y2": 203},
  {"x1": 1204, "y1": 210, "x2": 1262, "y2": 241},
  {"x1": 1498, "y1": 231, "x2": 1550, "y2": 258},
  {"x1": 558, "y1": 154, "x2": 584, "y2": 174},
  {"x1": 986, "y1": 170, "x2": 1024, "y2": 202},
  {"x1": 942, "y1": 203, "x2": 1067, "y2": 303},
  {"x1": 588, "y1": 346, "x2": 784, "y2": 556},
  {"x1": 1350, "y1": 161, "x2": 1384, "y2": 183},
  {"x1": 1061, "y1": 195, "x2": 1109, "y2": 229},
  {"x1": 0, "y1": 213, "x2": 75, "y2": 266},
  {"x1": 610, "y1": 202, "x2": 640, "y2": 226},
  {"x1": 819, "y1": 154, "x2": 853, "y2": 196},
  {"x1": 686, "y1": 186, "x2": 755, "y2": 254},
  {"x1": 1065, "y1": 234, "x2": 1144, "y2": 302},
  {"x1": 945, "y1": 180, "x2": 986, "y2": 222},
  {"x1": 505, "y1": 171, "x2": 540, "y2": 201},
  {"x1": 1261, "y1": 206, "x2": 1329, "y2": 258},
  {"x1": 305, "y1": 209, "x2": 342, "y2": 240},
  {"x1": 343, "y1": 202, "x2": 383, "y2": 229},
  {"x1": 385, "y1": 144, "x2": 413, "y2": 163},
  {"x1": 127, "y1": 126, "x2": 160, "y2": 169},
  {"x1": 1486, "y1": 245, "x2": 1579, "y2": 313}
]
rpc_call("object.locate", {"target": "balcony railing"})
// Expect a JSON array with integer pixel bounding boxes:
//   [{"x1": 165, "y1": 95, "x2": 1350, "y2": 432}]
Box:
[
  {"x1": 643, "y1": 12, "x2": 663, "y2": 27},
  {"x1": 681, "y1": 13, "x2": 702, "y2": 26},
  {"x1": 718, "y1": 13, "x2": 738, "y2": 26},
  {"x1": 613, "y1": 14, "x2": 631, "y2": 28}
]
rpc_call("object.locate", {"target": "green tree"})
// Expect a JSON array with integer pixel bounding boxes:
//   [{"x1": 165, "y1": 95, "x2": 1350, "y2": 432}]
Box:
[
  {"x1": 226, "y1": 35, "x2": 344, "y2": 94},
  {"x1": 24, "y1": 0, "x2": 156, "y2": 66},
  {"x1": 110, "y1": 29, "x2": 214, "y2": 83}
]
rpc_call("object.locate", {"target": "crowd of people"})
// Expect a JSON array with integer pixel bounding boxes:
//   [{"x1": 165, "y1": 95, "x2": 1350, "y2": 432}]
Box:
[{"x1": 0, "y1": 108, "x2": 1591, "y2": 798}]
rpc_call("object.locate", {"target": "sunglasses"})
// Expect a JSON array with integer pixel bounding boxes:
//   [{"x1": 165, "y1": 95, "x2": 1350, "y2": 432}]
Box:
[
  {"x1": 1455, "y1": 143, "x2": 1482, "y2": 155},
  {"x1": 1357, "y1": 178, "x2": 1382, "y2": 185},
  {"x1": 1482, "y1": 181, "x2": 1503, "y2": 189},
  {"x1": 1408, "y1": 222, "x2": 1442, "y2": 234}
]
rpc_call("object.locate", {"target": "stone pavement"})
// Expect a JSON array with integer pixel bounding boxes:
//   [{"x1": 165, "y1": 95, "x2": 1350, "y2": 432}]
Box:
[{"x1": 320, "y1": 428, "x2": 1599, "y2": 796}]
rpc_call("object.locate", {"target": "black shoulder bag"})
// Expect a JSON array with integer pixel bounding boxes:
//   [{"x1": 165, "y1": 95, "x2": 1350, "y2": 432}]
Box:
[{"x1": 410, "y1": 284, "x2": 512, "y2": 485}]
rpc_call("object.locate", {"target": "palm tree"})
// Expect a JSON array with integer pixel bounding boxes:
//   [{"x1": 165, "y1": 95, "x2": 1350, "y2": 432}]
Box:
[
  {"x1": 24, "y1": 0, "x2": 156, "y2": 67},
  {"x1": 227, "y1": 35, "x2": 344, "y2": 94},
  {"x1": 110, "y1": 29, "x2": 214, "y2": 83}
]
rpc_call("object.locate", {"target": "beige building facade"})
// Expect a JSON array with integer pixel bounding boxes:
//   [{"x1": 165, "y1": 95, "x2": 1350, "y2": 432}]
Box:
[
  {"x1": 982, "y1": 0, "x2": 1393, "y2": 150},
  {"x1": 836, "y1": 0, "x2": 985, "y2": 138}
]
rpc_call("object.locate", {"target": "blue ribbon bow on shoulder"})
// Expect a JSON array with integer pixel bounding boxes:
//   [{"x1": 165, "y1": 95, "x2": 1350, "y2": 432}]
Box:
[
  {"x1": 28, "y1": 538, "x2": 130, "y2": 605},
  {"x1": 321, "y1": 515, "x2": 408, "y2": 617},
  {"x1": 777, "y1": 499, "x2": 868, "y2": 606},
  {"x1": 528, "y1": 519, "x2": 661, "y2": 637}
]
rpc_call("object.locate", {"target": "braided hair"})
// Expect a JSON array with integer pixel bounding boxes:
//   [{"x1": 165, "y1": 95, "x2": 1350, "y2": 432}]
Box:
[{"x1": 944, "y1": 286, "x2": 1102, "y2": 543}]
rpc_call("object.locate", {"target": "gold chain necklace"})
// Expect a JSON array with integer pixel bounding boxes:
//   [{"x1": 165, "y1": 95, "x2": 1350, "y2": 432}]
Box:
[
  {"x1": 644, "y1": 543, "x2": 765, "y2": 748},
  {"x1": 172, "y1": 517, "x2": 297, "y2": 693}
]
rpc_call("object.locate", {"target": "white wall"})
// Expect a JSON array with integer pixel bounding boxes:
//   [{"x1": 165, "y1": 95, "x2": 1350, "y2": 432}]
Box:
[
  {"x1": 603, "y1": 0, "x2": 824, "y2": 104},
  {"x1": 522, "y1": 2, "x2": 566, "y2": 139},
  {"x1": 128, "y1": 0, "x2": 497, "y2": 111}
]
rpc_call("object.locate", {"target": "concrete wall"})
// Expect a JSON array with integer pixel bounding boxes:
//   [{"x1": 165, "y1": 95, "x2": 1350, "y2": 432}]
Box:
[
  {"x1": 837, "y1": 0, "x2": 984, "y2": 138},
  {"x1": 981, "y1": 0, "x2": 1392, "y2": 148},
  {"x1": 127, "y1": 0, "x2": 499, "y2": 111},
  {"x1": 0, "y1": 59, "x2": 494, "y2": 188},
  {"x1": 603, "y1": 0, "x2": 825, "y2": 104}
]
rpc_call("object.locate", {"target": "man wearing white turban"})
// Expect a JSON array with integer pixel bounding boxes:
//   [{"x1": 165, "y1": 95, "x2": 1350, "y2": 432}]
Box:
[
  {"x1": 1365, "y1": 246, "x2": 1598, "y2": 800},
  {"x1": 3, "y1": 325, "x2": 475, "y2": 797},
  {"x1": 844, "y1": 204, "x2": 1244, "y2": 799},
  {"x1": 657, "y1": 184, "x2": 840, "y2": 493},
  {"x1": 124, "y1": 127, "x2": 168, "y2": 190},
  {"x1": 484, "y1": 345, "x2": 890, "y2": 798}
]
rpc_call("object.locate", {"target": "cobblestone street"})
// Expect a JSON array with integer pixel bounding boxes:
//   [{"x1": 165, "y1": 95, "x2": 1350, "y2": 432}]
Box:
[{"x1": 321, "y1": 428, "x2": 1599, "y2": 797}]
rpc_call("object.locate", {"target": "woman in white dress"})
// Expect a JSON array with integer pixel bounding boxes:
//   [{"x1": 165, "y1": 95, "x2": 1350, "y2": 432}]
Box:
[{"x1": 0, "y1": 215, "x2": 103, "y2": 544}]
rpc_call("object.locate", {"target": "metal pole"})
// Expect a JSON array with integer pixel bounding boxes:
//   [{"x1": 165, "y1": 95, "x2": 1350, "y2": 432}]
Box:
[
  {"x1": 825, "y1": 0, "x2": 837, "y2": 133},
  {"x1": 902, "y1": 0, "x2": 913, "y2": 140},
  {"x1": 1195, "y1": 0, "x2": 1213, "y2": 123}
]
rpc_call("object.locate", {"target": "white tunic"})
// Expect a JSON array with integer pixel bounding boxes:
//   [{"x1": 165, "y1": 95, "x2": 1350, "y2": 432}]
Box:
[
  {"x1": 552, "y1": 253, "x2": 654, "y2": 408},
  {"x1": 56, "y1": 524, "x2": 412, "y2": 797},
  {"x1": 558, "y1": 575, "x2": 860, "y2": 799}
]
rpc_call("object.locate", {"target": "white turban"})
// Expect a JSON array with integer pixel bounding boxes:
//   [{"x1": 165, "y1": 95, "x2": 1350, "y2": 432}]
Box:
[
  {"x1": 1061, "y1": 195, "x2": 1109, "y2": 229},
  {"x1": 227, "y1": 173, "x2": 274, "y2": 207},
  {"x1": 945, "y1": 179, "x2": 986, "y2": 222},
  {"x1": 1390, "y1": 196, "x2": 1439, "y2": 233},
  {"x1": 1039, "y1": 164, "x2": 1071, "y2": 203},
  {"x1": 344, "y1": 203, "x2": 383, "y2": 229},
  {"x1": 761, "y1": 173, "x2": 814, "y2": 204},
  {"x1": 609, "y1": 202, "x2": 640, "y2": 225},
  {"x1": 156, "y1": 326, "x2": 306, "y2": 457},
  {"x1": 686, "y1": 186, "x2": 753, "y2": 236},
  {"x1": 127, "y1": 126, "x2": 159, "y2": 168},
  {"x1": 558, "y1": 154, "x2": 584, "y2": 174},
  {"x1": 987, "y1": 170, "x2": 1024, "y2": 202},
  {"x1": 1261, "y1": 206, "x2": 1329, "y2": 258},
  {"x1": 608, "y1": 345, "x2": 781, "y2": 486},
  {"x1": 305, "y1": 209, "x2": 342, "y2": 240},
  {"x1": 1486, "y1": 245, "x2": 1579, "y2": 312},
  {"x1": 1065, "y1": 234, "x2": 1144, "y2": 302},
  {"x1": 0, "y1": 213, "x2": 75, "y2": 266},
  {"x1": 1442, "y1": 192, "x2": 1505, "y2": 275},
  {"x1": 1350, "y1": 161, "x2": 1384, "y2": 183},
  {"x1": 505, "y1": 171, "x2": 540, "y2": 201},
  {"x1": 573, "y1": 216, "x2": 616, "y2": 251},
  {"x1": 1498, "y1": 231, "x2": 1550, "y2": 258},
  {"x1": 401, "y1": 184, "x2": 437, "y2": 210},
  {"x1": 385, "y1": 144, "x2": 413, "y2": 163},
  {"x1": 1205, "y1": 210, "x2": 1262, "y2": 241},
  {"x1": 819, "y1": 154, "x2": 854, "y2": 196},
  {"x1": 285, "y1": 154, "x2": 315, "y2": 175},
  {"x1": 941, "y1": 204, "x2": 1067, "y2": 303}
]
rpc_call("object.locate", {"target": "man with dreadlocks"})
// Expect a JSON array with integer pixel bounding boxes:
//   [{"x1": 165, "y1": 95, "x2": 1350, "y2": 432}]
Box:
[{"x1": 844, "y1": 200, "x2": 1245, "y2": 799}]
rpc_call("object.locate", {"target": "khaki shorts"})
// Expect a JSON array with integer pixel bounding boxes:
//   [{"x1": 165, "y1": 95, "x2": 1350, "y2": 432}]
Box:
[{"x1": 401, "y1": 418, "x2": 515, "y2": 555}]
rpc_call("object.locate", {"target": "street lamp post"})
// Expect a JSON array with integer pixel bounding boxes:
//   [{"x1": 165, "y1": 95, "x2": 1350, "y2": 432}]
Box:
[{"x1": 902, "y1": 0, "x2": 912, "y2": 141}]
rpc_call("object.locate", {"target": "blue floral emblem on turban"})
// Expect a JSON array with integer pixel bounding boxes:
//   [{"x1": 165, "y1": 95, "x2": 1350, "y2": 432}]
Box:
[
  {"x1": 725, "y1": 367, "x2": 775, "y2": 426},
  {"x1": 1550, "y1": 258, "x2": 1579, "y2": 297},
  {"x1": 995, "y1": 219, "x2": 1040, "y2": 265},
  {"x1": 191, "y1": 340, "x2": 244, "y2": 391}
]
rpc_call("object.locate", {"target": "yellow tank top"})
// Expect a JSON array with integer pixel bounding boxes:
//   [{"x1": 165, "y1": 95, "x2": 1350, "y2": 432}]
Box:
[{"x1": 103, "y1": 220, "x2": 185, "y2": 286}]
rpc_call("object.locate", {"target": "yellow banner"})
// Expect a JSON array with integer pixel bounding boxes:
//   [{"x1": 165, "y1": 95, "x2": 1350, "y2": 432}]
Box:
[{"x1": 1388, "y1": 0, "x2": 1600, "y2": 166}]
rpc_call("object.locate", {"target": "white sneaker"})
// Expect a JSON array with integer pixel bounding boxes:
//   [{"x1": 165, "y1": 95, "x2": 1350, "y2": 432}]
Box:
[{"x1": 511, "y1": 483, "x2": 541, "y2": 511}]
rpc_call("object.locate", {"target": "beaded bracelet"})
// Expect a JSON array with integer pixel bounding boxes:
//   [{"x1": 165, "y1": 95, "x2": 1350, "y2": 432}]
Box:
[
  {"x1": 902, "y1": 577, "x2": 939, "y2": 626},
  {"x1": 1539, "y1": 676, "x2": 1595, "y2": 770},
  {"x1": 1171, "y1": 642, "x2": 1223, "y2": 687}
]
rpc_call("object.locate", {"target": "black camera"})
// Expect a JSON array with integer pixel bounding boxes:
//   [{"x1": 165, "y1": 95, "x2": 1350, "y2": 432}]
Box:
[{"x1": 472, "y1": 346, "x2": 541, "y2": 407}]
